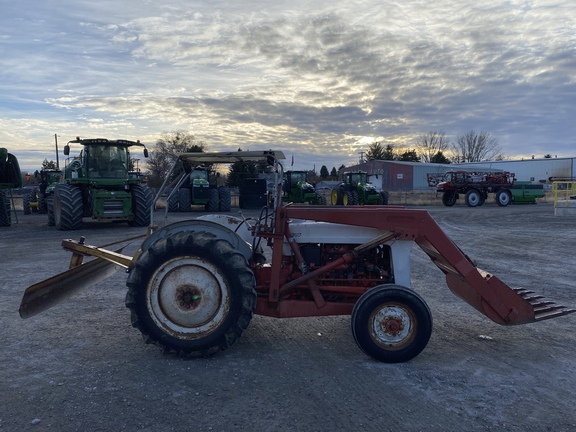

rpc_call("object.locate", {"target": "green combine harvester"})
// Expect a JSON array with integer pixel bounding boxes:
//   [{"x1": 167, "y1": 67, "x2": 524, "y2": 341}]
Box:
[{"x1": 50, "y1": 137, "x2": 153, "y2": 230}]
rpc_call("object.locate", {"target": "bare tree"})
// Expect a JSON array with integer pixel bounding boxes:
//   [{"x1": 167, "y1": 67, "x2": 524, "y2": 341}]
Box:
[
  {"x1": 451, "y1": 130, "x2": 503, "y2": 162},
  {"x1": 146, "y1": 130, "x2": 206, "y2": 186},
  {"x1": 417, "y1": 131, "x2": 450, "y2": 163}
]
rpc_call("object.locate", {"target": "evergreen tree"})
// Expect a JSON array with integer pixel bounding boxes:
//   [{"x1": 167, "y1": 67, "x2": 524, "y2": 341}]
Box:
[
  {"x1": 430, "y1": 151, "x2": 451, "y2": 164},
  {"x1": 382, "y1": 144, "x2": 395, "y2": 160},
  {"x1": 397, "y1": 150, "x2": 420, "y2": 162}
]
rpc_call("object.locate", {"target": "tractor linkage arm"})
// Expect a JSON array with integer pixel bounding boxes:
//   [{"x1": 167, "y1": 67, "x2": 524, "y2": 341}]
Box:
[{"x1": 278, "y1": 205, "x2": 575, "y2": 325}]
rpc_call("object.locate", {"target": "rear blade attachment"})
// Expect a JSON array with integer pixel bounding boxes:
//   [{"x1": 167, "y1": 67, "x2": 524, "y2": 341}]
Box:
[{"x1": 19, "y1": 257, "x2": 121, "y2": 319}]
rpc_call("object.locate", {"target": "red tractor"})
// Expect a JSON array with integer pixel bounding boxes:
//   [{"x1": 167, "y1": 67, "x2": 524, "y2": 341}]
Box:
[{"x1": 20, "y1": 151, "x2": 574, "y2": 363}]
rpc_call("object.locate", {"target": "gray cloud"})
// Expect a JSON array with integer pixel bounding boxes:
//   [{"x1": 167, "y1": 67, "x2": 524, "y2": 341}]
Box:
[{"x1": 2, "y1": 0, "x2": 575, "y2": 171}]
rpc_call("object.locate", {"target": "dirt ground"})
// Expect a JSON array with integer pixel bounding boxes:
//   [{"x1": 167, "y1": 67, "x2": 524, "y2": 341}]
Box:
[{"x1": 1, "y1": 202, "x2": 575, "y2": 432}]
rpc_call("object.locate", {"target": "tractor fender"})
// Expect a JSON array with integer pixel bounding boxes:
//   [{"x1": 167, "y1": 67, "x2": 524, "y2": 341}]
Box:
[{"x1": 141, "y1": 217, "x2": 253, "y2": 261}]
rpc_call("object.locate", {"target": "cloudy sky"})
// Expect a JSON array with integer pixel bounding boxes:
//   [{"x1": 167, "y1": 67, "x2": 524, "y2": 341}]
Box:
[{"x1": 1, "y1": 0, "x2": 575, "y2": 172}]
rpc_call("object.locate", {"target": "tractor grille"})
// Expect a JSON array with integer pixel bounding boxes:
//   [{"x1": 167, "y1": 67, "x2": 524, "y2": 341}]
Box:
[{"x1": 103, "y1": 200, "x2": 125, "y2": 215}]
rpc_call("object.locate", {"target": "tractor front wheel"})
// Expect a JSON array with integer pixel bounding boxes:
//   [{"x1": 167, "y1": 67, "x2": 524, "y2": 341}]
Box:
[
  {"x1": 351, "y1": 285, "x2": 432, "y2": 363},
  {"x1": 496, "y1": 189, "x2": 512, "y2": 207},
  {"x1": 53, "y1": 184, "x2": 83, "y2": 230},
  {"x1": 350, "y1": 191, "x2": 359, "y2": 205},
  {"x1": 166, "y1": 188, "x2": 179, "y2": 212},
  {"x1": 331, "y1": 189, "x2": 339, "y2": 205},
  {"x1": 218, "y1": 187, "x2": 232, "y2": 212},
  {"x1": 206, "y1": 189, "x2": 220, "y2": 212},
  {"x1": 126, "y1": 231, "x2": 257, "y2": 357},
  {"x1": 442, "y1": 191, "x2": 457, "y2": 206},
  {"x1": 23, "y1": 193, "x2": 31, "y2": 215},
  {"x1": 331, "y1": 187, "x2": 348, "y2": 205},
  {"x1": 46, "y1": 196, "x2": 55, "y2": 226},
  {"x1": 129, "y1": 185, "x2": 153, "y2": 227},
  {"x1": 178, "y1": 188, "x2": 192, "y2": 212},
  {"x1": 465, "y1": 189, "x2": 482, "y2": 207},
  {"x1": 379, "y1": 191, "x2": 389, "y2": 205}
]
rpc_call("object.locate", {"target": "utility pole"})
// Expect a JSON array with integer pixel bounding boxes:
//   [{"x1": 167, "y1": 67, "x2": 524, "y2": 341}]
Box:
[
  {"x1": 358, "y1": 151, "x2": 365, "y2": 164},
  {"x1": 54, "y1": 134, "x2": 60, "y2": 169}
]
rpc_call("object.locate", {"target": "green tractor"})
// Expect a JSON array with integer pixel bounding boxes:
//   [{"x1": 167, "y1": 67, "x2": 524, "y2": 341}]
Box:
[
  {"x1": 23, "y1": 169, "x2": 62, "y2": 215},
  {"x1": 331, "y1": 171, "x2": 388, "y2": 206},
  {"x1": 51, "y1": 137, "x2": 153, "y2": 230},
  {"x1": 280, "y1": 170, "x2": 325, "y2": 205},
  {"x1": 0, "y1": 148, "x2": 22, "y2": 227},
  {"x1": 167, "y1": 166, "x2": 231, "y2": 212}
]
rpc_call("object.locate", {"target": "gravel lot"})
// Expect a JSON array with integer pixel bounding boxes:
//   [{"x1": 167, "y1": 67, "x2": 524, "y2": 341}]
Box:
[{"x1": 1, "y1": 203, "x2": 575, "y2": 432}]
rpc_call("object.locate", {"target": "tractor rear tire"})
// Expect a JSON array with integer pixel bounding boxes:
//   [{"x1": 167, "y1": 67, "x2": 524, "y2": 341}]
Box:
[
  {"x1": 125, "y1": 231, "x2": 257, "y2": 358},
  {"x1": 53, "y1": 184, "x2": 83, "y2": 231},
  {"x1": 331, "y1": 189, "x2": 339, "y2": 205},
  {"x1": 351, "y1": 191, "x2": 359, "y2": 205},
  {"x1": 345, "y1": 191, "x2": 354, "y2": 206},
  {"x1": 178, "y1": 188, "x2": 192, "y2": 212},
  {"x1": 442, "y1": 191, "x2": 457, "y2": 206},
  {"x1": 496, "y1": 189, "x2": 512, "y2": 207},
  {"x1": 351, "y1": 285, "x2": 432, "y2": 363},
  {"x1": 465, "y1": 189, "x2": 482, "y2": 207},
  {"x1": 129, "y1": 185, "x2": 153, "y2": 227},
  {"x1": 218, "y1": 187, "x2": 231, "y2": 212},
  {"x1": 379, "y1": 191, "x2": 389, "y2": 205}
]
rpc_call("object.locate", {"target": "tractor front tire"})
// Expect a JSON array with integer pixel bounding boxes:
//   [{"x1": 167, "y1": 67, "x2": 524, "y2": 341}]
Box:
[
  {"x1": 38, "y1": 193, "x2": 47, "y2": 214},
  {"x1": 125, "y1": 231, "x2": 257, "y2": 357},
  {"x1": 166, "y1": 188, "x2": 179, "y2": 212},
  {"x1": 350, "y1": 191, "x2": 359, "y2": 205},
  {"x1": 496, "y1": 189, "x2": 512, "y2": 207},
  {"x1": 178, "y1": 188, "x2": 192, "y2": 212},
  {"x1": 331, "y1": 188, "x2": 340, "y2": 205},
  {"x1": 206, "y1": 189, "x2": 220, "y2": 212},
  {"x1": 379, "y1": 191, "x2": 389, "y2": 205},
  {"x1": 53, "y1": 184, "x2": 83, "y2": 231},
  {"x1": 23, "y1": 194, "x2": 31, "y2": 215},
  {"x1": 129, "y1": 185, "x2": 153, "y2": 227},
  {"x1": 218, "y1": 187, "x2": 232, "y2": 212},
  {"x1": 47, "y1": 196, "x2": 55, "y2": 226},
  {"x1": 442, "y1": 191, "x2": 457, "y2": 206},
  {"x1": 465, "y1": 189, "x2": 482, "y2": 207},
  {"x1": 351, "y1": 285, "x2": 432, "y2": 363}
]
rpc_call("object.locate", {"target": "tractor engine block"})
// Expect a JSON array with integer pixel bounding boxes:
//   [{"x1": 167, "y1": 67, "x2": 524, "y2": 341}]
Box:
[{"x1": 287, "y1": 243, "x2": 393, "y2": 288}]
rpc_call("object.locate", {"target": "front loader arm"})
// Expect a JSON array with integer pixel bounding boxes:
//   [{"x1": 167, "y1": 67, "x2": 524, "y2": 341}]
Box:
[{"x1": 281, "y1": 205, "x2": 575, "y2": 325}]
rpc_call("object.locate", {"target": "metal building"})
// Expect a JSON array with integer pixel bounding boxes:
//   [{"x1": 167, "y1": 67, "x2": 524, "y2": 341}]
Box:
[{"x1": 451, "y1": 157, "x2": 576, "y2": 183}]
